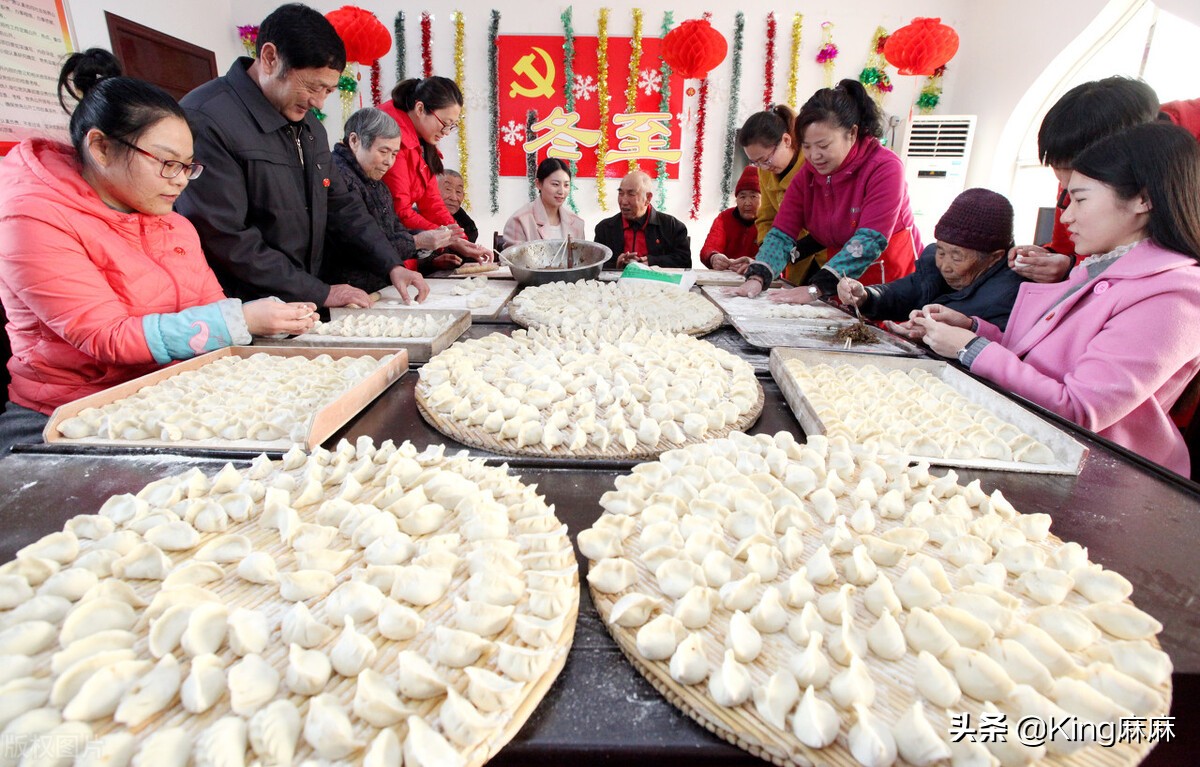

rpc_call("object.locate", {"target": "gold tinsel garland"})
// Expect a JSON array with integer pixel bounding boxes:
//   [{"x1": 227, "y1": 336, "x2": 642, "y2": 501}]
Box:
[
  {"x1": 453, "y1": 11, "x2": 469, "y2": 210},
  {"x1": 786, "y1": 13, "x2": 803, "y2": 109},
  {"x1": 596, "y1": 8, "x2": 610, "y2": 210},
  {"x1": 625, "y1": 8, "x2": 644, "y2": 173}
]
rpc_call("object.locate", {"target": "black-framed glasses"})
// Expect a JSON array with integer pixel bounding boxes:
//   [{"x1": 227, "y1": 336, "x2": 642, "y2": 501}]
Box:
[
  {"x1": 1057, "y1": 188, "x2": 1070, "y2": 211},
  {"x1": 114, "y1": 137, "x2": 204, "y2": 180}
]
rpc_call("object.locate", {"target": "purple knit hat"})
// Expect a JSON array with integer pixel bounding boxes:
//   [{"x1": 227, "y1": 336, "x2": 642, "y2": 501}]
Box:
[{"x1": 934, "y1": 188, "x2": 1014, "y2": 253}]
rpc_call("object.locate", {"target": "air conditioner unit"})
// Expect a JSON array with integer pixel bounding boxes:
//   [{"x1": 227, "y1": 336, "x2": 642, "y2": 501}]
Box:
[{"x1": 901, "y1": 115, "x2": 976, "y2": 253}]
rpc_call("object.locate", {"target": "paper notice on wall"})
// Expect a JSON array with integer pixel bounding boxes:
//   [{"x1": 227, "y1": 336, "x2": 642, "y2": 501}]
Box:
[{"x1": 0, "y1": 0, "x2": 74, "y2": 155}]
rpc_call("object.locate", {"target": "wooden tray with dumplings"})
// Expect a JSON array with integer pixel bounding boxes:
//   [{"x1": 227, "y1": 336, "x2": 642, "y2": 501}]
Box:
[
  {"x1": 584, "y1": 433, "x2": 1169, "y2": 767},
  {"x1": 254, "y1": 307, "x2": 470, "y2": 362},
  {"x1": 770, "y1": 348, "x2": 1089, "y2": 475},
  {"x1": 44, "y1": 347, "x2": 406, "y2": 453}
]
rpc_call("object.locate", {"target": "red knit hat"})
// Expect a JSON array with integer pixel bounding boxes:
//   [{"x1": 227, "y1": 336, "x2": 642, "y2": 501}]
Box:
[
  {"x1": 735, "y1": 165, "x2": 760, "y2": 195},
  {"x1": 934, "y1": 188, "x2": 1014, "y2": 253}
]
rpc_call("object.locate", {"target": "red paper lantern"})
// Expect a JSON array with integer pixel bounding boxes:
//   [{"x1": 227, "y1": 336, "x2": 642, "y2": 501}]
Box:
[
  {"x1": 883, "y1": 17, "x2": 959, "y2": 76},
  {"x1": 662, "y1": 18, "x2": 728, "y2": 80},
  {"x1": 325, "y1": 5, "x2": 391, "y2": 65}
]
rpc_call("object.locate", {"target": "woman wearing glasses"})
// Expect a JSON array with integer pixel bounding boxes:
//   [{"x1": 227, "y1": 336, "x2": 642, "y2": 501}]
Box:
[
  {"x1": 733, "y1": 105, "x2": 803, "y2": 278},
  {"x1": 731, "y1": 80, "x2": 920, "y2": 302},
  {"x1": 379, "y1": 77, "x2": 492, "y2": 266},
  {"x1": 0, "y1": 50, "x2": 316, "y2": 452}
]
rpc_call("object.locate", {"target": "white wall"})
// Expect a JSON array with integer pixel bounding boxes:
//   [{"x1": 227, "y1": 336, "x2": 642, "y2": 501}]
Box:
[{"x1": 68, "y1": 0, "x2": 242, "y2": 72}]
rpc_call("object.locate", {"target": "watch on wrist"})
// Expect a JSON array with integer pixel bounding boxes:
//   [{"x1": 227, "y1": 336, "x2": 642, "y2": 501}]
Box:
[{"x1": 808, "y1": 286, "x2": 819, "y2": 298}]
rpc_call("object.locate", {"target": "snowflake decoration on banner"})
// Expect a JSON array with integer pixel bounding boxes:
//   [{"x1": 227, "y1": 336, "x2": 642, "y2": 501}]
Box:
[
  {"x1": 500, "y1": 120, "x2": 526, "y2": 146},
  {"x1": 573, "y1": 74, "x2": 598, "y2": 102},
  {"x1": 638, "y1": 68, "x2": 662, "y2": 96}
]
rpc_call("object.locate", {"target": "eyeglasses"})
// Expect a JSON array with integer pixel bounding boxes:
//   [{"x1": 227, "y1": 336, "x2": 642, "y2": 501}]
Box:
[
  {"x1": 115, "y1": 137, "x2": 204, "y2": 180},
  {"x1": 746, "y1": 143, "x2": 781, "y2": 169},
  {"x1": 1057, "y1": 188, "x2": 1070, "y2": 211},
  {"x1": 429, "y1": 110, "x2": 458, "y2": 134}
]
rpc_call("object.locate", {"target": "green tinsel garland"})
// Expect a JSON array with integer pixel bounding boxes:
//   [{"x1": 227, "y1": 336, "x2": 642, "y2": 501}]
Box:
[
  {"x1": 338, "y1": 75, "x2": 357, "y2": 94},
  {"x1": 526, "y1": 109, "x2": 538, "y2": 201},
  {"x1": 561, "y1": 7, "x2": 579, "y2": 213},
  {"x1": 311, "y1": 108, "x2": 326, "y2": 121},
  {"x1": 394, "y1": 12, "x2": 406, "y2": 83},
  {"x1": 655, "y1": 10, "x2": 674, "y2": 207},
  {"x1": 488, "y1": 11, "x2": 500, "y2": 215},
  {"x1": 719, "y1": 12, "x2": 745, "y2": 207}
]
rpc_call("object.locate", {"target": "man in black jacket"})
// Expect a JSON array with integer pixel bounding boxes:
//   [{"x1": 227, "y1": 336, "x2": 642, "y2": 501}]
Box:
[
  {"x1": 177, "y1": 3, "x2": 427, "y2": 308},
  {"x1": 594, "y1": 171, "x2": 691, "y2": 269}
]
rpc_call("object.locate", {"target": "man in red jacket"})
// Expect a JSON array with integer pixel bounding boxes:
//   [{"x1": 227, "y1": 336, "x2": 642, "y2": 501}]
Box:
[{"x1": 701, "y1": 166, "x2": 761, "y2": 272}]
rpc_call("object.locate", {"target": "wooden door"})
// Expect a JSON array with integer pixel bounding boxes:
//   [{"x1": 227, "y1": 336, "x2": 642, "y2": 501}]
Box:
[{"x1": 105, "y1": 12, "x2": 217, "y2": 101}]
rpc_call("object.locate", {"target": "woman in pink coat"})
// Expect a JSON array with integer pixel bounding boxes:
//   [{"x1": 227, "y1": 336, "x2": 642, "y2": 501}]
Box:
[
  {"x1": 0, "y1": 50, "x2": 316, "y2": 452},
  {"x1": 502, "y1": 158, "x2": 586, "y2": 246},
  {"x1": 915, "y1": 123, "x2": 1200, "y2": 477}
]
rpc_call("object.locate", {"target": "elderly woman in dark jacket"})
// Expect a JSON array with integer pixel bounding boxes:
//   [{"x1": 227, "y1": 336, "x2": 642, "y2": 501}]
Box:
[
  {"x1": 324, "y1": 108, "x2": 453, "y2": 291},
  {"x1": 838, "y1": 188, "x2": 1024, "y2": 331}
]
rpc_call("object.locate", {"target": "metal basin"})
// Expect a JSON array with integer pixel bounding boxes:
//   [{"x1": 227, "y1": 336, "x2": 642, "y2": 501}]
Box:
[{"x1": 500, "y1": 239, "x2": 611, "y2": 287}]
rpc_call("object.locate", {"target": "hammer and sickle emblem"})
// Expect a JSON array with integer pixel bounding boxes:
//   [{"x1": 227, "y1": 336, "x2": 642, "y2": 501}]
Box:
[{"x1": 508, "y1": 46, "x2": 556, "y2": 99}]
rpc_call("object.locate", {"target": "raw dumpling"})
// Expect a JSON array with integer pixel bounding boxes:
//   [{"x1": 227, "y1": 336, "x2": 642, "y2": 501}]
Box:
[
  {"x1": 303, "y1": 693, "x2": 363, "y2": 759},
  {"x1": 433, "y1": 626, "x2": 491, "y2": 668},
  {"x1": 195, "y1": 715, "x2": 247, "y2": 767},
  {"x1": 793, "y1": 685, "x2": 840, "y2": 749},
  {"x1": 708, "y1": 649, "x2": 752, "y2": 707},
  {"x1": 285, "y1": 644, "x2": 331, "y2": 696},
  {"x1": 331, "y1": 616, "x2": 378, "y2": 677},
  {"x1": 278, "y1": 569, "x2": 336, "y2": 602},
  {"x1": 1083, "y1": 602, "x2": 1163, "y2": 641},
  {"x1": 249, "y1": 699, "x2": 302, "y2": 766},
  {"x1": 848, "y1": 703, "x2": 898, "y2": 767},
  {"x1": 636, "y1": 614, "x2": 688, "y2": 661},
  {"x1": 180, "y1": 653, "x2": 226, "y2": 714},
  {"x1": 753, "y1": 670, "x2": 800, "y2": 730},
  {"x1": 668, "y1": 632, "x2": 710, "y2": 685},
  {"x1": 395, "y1": 650, "x2": 448, "y2": 699},
  {"x1": 829, "y1": 655, "x2": 876, "y2": 710},
  {"x1": 892, "y1": 700, "x2": 952, "y2": 766},
  {"x1": 403, "y1": 715, "x2": 466, "y2": 767}
]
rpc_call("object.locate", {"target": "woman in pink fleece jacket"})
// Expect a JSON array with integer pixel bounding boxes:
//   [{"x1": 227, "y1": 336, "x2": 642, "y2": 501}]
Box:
[
  {"x1": 915, "y1": 123, "x2": 1200, "y2": 477},
  {"x1": 0, "y1": 50, "x2": 316, "y2": 452},
  {"x1": 732, "y1": 79, "x2": 919, "y2": 302}
]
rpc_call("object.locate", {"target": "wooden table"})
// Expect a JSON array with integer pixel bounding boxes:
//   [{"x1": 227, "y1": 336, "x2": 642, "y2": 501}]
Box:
[{"x1": 2, "y1": 325, "x2": 1197, "y2": 765}]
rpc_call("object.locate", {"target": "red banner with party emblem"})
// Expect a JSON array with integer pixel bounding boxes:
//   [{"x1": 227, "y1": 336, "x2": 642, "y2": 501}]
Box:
[{"x1": 496, "y1": 35, "x2": 684, "y2": 178}]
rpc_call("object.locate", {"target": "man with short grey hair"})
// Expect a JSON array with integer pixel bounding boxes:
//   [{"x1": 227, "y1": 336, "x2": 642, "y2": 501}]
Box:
[{"x1": 593, "y1": 171, "x2": 691, "y2": 269}]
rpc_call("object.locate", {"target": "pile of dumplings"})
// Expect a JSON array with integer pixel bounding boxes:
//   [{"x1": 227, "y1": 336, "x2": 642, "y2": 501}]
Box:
[
  {"x1": 508, "y1": 280, "x2": 723, "y2": 335},
  {"x1": 310, "y1": 313, "x2": 455, "y2": 339},
  {"x1": 55, "y1": 353, "x2": 386, "y2": 444},
  {"x1": 783, "y1": 360, "x2": 1058, "y2": 465},
  {"x1": 417, "y1": 325, "x2": 761, "y2": 457},
  {"x1": 583, "y1": 431, "x2": 1169, "y2": 767},
  {"x1": 0, "y1": 437, "x2": 577, "y2": 766}
]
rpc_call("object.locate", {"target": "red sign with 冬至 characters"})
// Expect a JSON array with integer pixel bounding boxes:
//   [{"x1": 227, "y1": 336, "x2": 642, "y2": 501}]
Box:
[{"x1": 496, "y1": 35, "x2": 684, "y2": 179}]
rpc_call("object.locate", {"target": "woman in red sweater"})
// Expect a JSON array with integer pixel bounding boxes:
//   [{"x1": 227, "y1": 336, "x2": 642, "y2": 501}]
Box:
[
  {"x1": 701, "y1": 166, "x2": 761, "y2": 272},
  {"x1": 379, "y1": 77, "x2": 491, "y2": 265}
]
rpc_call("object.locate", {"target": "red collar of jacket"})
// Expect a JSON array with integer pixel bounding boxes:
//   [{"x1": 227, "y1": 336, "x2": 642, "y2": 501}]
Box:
[
  {"x1": 5, "y1": 139, "x2": 176, "y2": 233},
  {"x1": 394, "y1": 107, "x2": 444, "y2": 161}
]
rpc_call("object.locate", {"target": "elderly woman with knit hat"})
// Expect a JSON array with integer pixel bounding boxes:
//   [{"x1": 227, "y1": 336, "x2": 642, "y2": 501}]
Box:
[
  {"x1": 701, "y1": 166, "x2": 762, "y2": 272},
  {"x1": 838, "y1": 188, "x2": 1024, "y2": 331}
]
